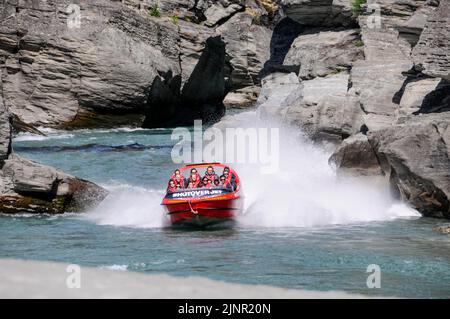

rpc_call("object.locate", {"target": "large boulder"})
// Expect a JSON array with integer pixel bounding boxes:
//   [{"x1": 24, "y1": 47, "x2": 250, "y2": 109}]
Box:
[
  {"x1": 413, "y1": 0, "x2": 450, "y2": 81},
  {"x1": 204, "y1": 2, "x2": 244, "y2": 27},
  {"x1": 329, "y1": 133, "x2": 383, "y2": 176},
  {"x1": 0, "y1": 154, "x2": 108, "y2": 214},
  {"x1": 368, "y1": 114, "x2": 450, "y2": 218},
  {"x1": 284, "y1": 28, "x2": 363, "y2": 80},
  {"x1": 0, "y1": 98, "x2": 107, "y2": 214}
]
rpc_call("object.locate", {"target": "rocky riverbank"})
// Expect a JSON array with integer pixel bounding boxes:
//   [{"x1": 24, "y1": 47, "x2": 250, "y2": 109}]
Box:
[{"x1": 0, "y1": 0, "x2": 449, "y2": 218}]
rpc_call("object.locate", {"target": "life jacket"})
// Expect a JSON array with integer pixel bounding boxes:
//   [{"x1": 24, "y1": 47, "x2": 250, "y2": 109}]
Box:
[
  {"x1": 167, "y1": 185, "x2": 177, "y2": 193},
  {"x1": 202, "y1": 180, "x2": 213, "y2": 188},
  {"x1": 187, "y1": 175, "x2": 200, "y2": 189},
  {"x1": 171, "y1": 173, "x2": 185, "y2": 185},
  {"x1": 223, "y1": 173, "x2": 237, "y2": 190},
  {"x1": 204, "y1": 173, "x2": 218, "y2": 183}
]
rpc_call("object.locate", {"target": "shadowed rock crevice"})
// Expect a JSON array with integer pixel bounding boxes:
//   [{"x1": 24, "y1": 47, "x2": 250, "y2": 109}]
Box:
[
  {"x1": 143, "y1": 35, "x2": 227, "y2": 128},
  {"x1": 414, "y1": 79, "x2": 450, "y2": 114},
  {"x1": 260, "y1": 17, "x2": 304, "y2": 77}
]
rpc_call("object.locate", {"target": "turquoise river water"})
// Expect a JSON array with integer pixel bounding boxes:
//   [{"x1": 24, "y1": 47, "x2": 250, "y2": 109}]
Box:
[{"x1": 1, "y1": 111, "x2": 450, "y2": 298}]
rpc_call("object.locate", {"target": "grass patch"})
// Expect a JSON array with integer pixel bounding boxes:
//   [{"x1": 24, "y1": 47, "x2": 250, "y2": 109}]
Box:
[
  {"x1": 149, "y1": 5, "x2": 161, "y2": 18},
  {"x1": 352, "y1": 0, "x2": 367, "y2": 17},
  {"x1": 171, "y1": 15, "x2": 179, "y2": 25},
  {"x1": 355, "y1": 39, "x2": 364, "y2": 47}
]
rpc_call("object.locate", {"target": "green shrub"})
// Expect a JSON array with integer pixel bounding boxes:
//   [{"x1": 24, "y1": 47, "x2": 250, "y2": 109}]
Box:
[
  {"x1": 149, "y1": 5, "x2": 161, "y2": 18},
  {"x1": 352, "y1": 0, "x2": 367, "y2": 17},
  {"x1": 171, "y1": 15, "x2": 179, "y2": 25}
]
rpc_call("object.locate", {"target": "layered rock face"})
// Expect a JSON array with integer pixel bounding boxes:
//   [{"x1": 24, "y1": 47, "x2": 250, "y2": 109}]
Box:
[
  {"x1": 368, "y1": 114, "x2": 450, "y2": 218},
  {"x1": 0, "y1": 0, "x2": 275, "y2": 129},
  {"x1": 255, "y1": 0, "x2": 450, "y2": 218},
  {"x1": 413, "y1": 0, "x2": 450, "y2": 81}
]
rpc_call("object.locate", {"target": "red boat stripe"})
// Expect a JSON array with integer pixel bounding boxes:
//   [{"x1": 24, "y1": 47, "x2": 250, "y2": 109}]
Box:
[{"x1": 167, "y1": 207, "x2": 242, "y2": 215}]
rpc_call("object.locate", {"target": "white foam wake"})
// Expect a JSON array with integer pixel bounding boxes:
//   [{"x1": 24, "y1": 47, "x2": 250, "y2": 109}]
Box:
[{"x1": 86, "y1": 184, "x2": 168, "y2": 228}]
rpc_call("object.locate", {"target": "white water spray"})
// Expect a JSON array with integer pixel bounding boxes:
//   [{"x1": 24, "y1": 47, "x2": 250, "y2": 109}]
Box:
[
  {"x1": 86, "y1": 111, "x2": 419, "y2": 229},
  {"x1": 218, "y1": 110, "x2": 419, "y2": 227},
  {"x1": 86, "y1": 184, "x2": 169, "y2": 228}
]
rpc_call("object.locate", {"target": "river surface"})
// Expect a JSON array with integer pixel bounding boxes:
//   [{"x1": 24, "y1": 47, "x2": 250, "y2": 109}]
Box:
[{"x1": 1, "y1": 112, "x2": 450, "y2": 298}]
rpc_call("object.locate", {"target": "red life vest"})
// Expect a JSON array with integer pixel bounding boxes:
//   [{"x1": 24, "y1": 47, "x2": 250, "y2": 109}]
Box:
[
  {"x1": 187, "y1": 175, "x2": 200, "y2": 189},
  {"x1": 204, "y1": 173, "x2": 218, "y2": 183},
  {"x1": 167, "y1": 185, "x2": 177, "y2": 193},
  {"x1": 171, "y1": 173, "x2": 185, "y2": 186}
]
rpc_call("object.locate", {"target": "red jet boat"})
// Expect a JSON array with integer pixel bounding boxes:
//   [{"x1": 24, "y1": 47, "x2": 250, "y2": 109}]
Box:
[{"x1": 161, "y1": 163, "x2": 244, "y2": 227}]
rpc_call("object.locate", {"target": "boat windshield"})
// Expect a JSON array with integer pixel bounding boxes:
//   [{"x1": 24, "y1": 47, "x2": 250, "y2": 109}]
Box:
[{"x1": 166, "y1": 164, "x2": 240, "y2": 193}]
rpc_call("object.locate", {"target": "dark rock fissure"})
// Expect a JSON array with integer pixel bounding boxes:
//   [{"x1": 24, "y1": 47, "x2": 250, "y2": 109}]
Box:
[
  {"x1": 260, "y1": 17, "x2": 304, "y2": 77},
  {"x1": 143, "y1": 35, "x2": 227, "y2": 128}
]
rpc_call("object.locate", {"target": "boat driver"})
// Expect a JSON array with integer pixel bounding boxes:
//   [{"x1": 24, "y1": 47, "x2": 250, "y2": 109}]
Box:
[{"x1": 222, "y1": 167, "x2": 237, "y2": 190}]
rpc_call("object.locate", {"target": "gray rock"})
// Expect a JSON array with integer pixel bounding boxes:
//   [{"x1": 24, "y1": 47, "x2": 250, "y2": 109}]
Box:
[
  {"x1": 223, "y1": 86, "x2": 260, "y2": 108},
  {"x1": 413, "y1": 0, "x2": 450, "y2": 81},
  {"x1": 434, "y1": 225, "x2": 450, "y2": 234},
  {"x1": 368, "y1": 114, "x2": 450, "y2": 218},
  {"x1": 281, "y1": 0, "x2": 355, "y2": 27},
  {"x1": 0, "y1": 0, "x2": 181, "y2": 128},
  {"x1": 0, "y1": 69, "x2": 11, "y2": 163},
  {"x1": 204, "y1": 3, "x2": 244, "y2": 27},
  {"x1": 259, "y1": 72, "x2": 364, "y2": 143},
  {"x1": 349, "y1": 17, "x2": 413, "y2": 131},
  {"x1": 329, "y1": 133, "x2": 383, "y2": 176},
  {"x1": 257, "y1": 72, "x2": 303, "y2": 116},
  {"x1": 0, "y1": 154, "x2": 107, "y2": 214},
  {"x1": 397, "y1": 77, "x2": 443, "y2": 118},
  {"x1": 282, "y1": 73, "x2": 364, "y2": 143},
  {"x1": 284, "y1": 29, "x2": 363, "y2": 80},
  {"x1": 216, "y1": 12, "x2": 272, "y2": 89}
]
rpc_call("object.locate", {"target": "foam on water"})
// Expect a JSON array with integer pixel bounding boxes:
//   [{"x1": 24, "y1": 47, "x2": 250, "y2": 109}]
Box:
[{"x1": 86, "y1": 184, "x2": 169, "y2": 228}]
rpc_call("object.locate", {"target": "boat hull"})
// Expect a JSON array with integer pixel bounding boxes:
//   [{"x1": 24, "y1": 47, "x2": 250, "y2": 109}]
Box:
[{"x1": 162, "y1": 197, "x2": 244, "y2": 228}]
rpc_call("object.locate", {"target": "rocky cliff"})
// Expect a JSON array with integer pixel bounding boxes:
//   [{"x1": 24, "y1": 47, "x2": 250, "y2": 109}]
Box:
[
  {"x1": 0, "y1": 0, "x2": 274, "y2": 129},
  {"x1": 256, "y1": 0, "x2": 450, "y2": 218}
]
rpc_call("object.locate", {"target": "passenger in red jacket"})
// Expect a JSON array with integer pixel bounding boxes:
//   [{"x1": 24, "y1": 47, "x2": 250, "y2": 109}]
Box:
[
  {"x1": 219, "y1": 175, "x2": 232, "y2": 190},
  {"x1": 190, "y1": 168, "x2": 201, "y2": 182},
  {"x1": 186, "y1": 174, "x2": 200, "y2": 189},
  {"x1": 171, "y1": 169, "x2": 185, "y2": 188},
  {"x1": 200, "y1": 176, "x2": 212, "y2": 188},
  {"x1": 204, "y1": 166, "x2": 218, "y2": 183},
  {"x1": 167, "y1": 180, "x2": 177, "y2": 193},
  {"x1": 222, "y1": 167, "x2": 237, "y2": 190}
]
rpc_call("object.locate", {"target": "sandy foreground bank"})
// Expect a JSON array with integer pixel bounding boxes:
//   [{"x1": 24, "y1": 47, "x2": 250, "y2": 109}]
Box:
[{"x1": 0, "y1": 259, "x2": 375, "y2": 298}]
